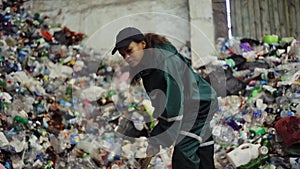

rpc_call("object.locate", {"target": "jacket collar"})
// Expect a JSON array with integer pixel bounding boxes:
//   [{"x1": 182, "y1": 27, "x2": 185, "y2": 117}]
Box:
[{"x1": 130, "y1": 43, "x2": 177, "y2": 77}]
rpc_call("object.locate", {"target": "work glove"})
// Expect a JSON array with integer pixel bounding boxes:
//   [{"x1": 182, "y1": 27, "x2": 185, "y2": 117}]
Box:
[{"x1": 146, "y1": 142, "x2": 160, "y2": 157}]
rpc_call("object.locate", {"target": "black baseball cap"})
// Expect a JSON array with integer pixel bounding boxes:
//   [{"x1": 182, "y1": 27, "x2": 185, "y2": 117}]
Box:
[{"x1": 112, "y1": 27, "x2": 144, "y2": 55}]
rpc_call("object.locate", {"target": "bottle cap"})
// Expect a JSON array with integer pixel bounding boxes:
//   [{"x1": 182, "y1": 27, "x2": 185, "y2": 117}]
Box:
[{"x1": 259, "y1": 146, "x2": 269, "y2": 155}]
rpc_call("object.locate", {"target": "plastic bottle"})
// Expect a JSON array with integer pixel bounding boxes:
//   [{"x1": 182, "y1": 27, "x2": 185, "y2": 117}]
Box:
[
  {"x1": 249, "y1": 126, "x2": 265, "y2": 139},
  {"x1": 259, "y1": 146, "x2": 268, "y2": 155},
  {"x1": 42, "y1": 160, "x2": 53, "y2": 169},
  {"x1": 246, "y1": 86, "x2": 263, "y2": 103},
  {"x1": 45, "y1": 78, "x2": 64, "y2": 93},
  {"x1": 212, "y1": 124, "x2": 236, "y2": 146},
  {"x1": 263, "y1": 35, "x2": 279, "y2": 45},
  {"x1": 60, "y1": 99, "x2": 73, "y2": 107},
  {"x1": 261, "y1": 135, "x2": 272, "y2": 150},
  {"x1": 227, "y1": 143, "x2": 260, "y2": 168},
  {"x1": 237, "y1": 155, "x2": 269, "y2": 169},
  {"x1": 64, "y1": 84, "x2": 72, "y2": 101},
  {"x1": 252, "y1": 110, "x2": 263, "y2": 125},
  {"x1": 13, "y1": 115, "x2": 28, "y2": 125}
]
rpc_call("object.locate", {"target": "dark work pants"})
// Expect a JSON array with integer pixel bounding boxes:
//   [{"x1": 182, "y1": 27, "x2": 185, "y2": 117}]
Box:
[
  {"x1": 172, "y1": 136, "x2": 215, "y2": 169},
  {"x1": 172, "y1": 100, "x2": 216, "y2": 169}
]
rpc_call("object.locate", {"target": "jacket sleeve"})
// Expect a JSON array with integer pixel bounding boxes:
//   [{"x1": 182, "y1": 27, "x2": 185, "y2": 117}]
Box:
[{"x1": 148, "y1": 55, "x2": 185, "y2": 148}]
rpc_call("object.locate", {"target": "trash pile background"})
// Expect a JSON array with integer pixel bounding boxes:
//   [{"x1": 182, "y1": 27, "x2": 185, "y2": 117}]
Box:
[
  {"x1": 0, "y1": 1, "x2": 174, "y2": 168},
  {"x1": 210, "y1": 36, "x2": 300, "y2": 168},
  {"x1": 0, "y1": 0, "x2": 299, "y2": 169}
]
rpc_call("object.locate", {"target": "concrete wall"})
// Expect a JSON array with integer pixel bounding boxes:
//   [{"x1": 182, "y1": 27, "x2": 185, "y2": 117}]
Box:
[
  {"x1": 212, "y1": 0, "x2": 228, "y2": 39},
  {"x1": 29, "y1": 0, "x2": 215, "y2": 68},
  {"x1": 189, "y1": 0, "x2": 216, "y2": 69},
  {"x1": 29, "y1": 0, "x2": 190, "y2": 56}
]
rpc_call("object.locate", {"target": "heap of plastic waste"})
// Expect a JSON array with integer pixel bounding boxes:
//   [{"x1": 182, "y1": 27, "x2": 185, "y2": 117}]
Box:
[
  {"x1": 0, "y1": 1, "x2": 299, "y2": 169},
  {"x1": 0, "y1": 1, "x2": 174, "y2": 168},
  {"x1": 209, "y1": 36, "x2": 300, "y2": 168}
]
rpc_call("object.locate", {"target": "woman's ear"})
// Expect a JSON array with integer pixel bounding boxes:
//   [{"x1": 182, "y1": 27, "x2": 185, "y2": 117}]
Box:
[{"x1": 141, "y1": 40, "x2": 146, "y2": 49}]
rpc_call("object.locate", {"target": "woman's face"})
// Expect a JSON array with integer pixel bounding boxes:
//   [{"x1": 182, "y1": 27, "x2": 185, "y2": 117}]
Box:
[{"x1": 118, "y1": 41, "x2": 146, "y2": 67}]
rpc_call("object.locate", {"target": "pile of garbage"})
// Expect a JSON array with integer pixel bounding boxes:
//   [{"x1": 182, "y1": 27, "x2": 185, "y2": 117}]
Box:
[
  {"x1": 0, "y1": 1, "x2": 175, "y2": 168},
  {"x1": 0, "y1": 0, "x2": 299, "y2": 169},
  {"x1": 209, "y1": 36, "x2": 300, "y2": 168}
]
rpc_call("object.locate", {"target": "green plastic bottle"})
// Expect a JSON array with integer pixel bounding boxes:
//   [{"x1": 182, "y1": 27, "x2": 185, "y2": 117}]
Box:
[
  {"x1": 238, "y1": 155, "x2": 269, "y2": 169},
  {"x1": 107, "y1": 90, "x2": 116, "y2": 98},
  {"x1": 246, "y1": 87, "x2": 262, "y2": 103},
  {"x1": 263, "y1": 35, "x2": 278, "y2": 45},
  {"x1": 13, "y1": 116, "x2": 28, "y2": 125},
  {"x1": 249, "y1": 126, "x2": 266, "y2": 137},
  {"x1": 66, "y1": 85, "x2": 72, "y2": 95},
  {"x1": 42, "y1": 161, "x2": 53, "y2": 169}
]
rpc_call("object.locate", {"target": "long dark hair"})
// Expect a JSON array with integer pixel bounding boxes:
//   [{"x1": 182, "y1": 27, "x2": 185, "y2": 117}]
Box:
[
  {"x1": 144, "y1": 33, "x2": 169, "y2": 48},
  {"x1": 130, "y1": 33, "x2": 170, "y2": 85}
]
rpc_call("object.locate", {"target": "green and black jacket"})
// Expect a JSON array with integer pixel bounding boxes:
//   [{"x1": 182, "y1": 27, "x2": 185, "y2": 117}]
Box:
[{"x1": 131, "y1": 42, "x2": 218, "y2": 147}]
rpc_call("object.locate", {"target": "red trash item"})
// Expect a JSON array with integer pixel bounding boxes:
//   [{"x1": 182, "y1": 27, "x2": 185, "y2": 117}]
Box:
[
  {"x1": 41, "y1": 29, "x2": 53, "y2": 42},
  {"x1": 274, "y1": 116, "x2": 300, "y2": 147}
]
